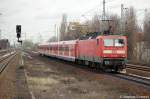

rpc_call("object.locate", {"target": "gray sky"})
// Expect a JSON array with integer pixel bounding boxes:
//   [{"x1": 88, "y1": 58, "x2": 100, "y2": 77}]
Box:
[{"x1": 0, "y1": 0, "x2": 150, "y2": 44}]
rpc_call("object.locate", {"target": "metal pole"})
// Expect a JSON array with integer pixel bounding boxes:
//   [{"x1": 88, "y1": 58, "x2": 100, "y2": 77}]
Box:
[
  {"x1": 103, "y1": 0, "x2": 106, "y2": 20},
  {"x1": 0, "y1": 13, "x2": 2, "y2": 39},
  {"x1": 124, "y1": 8, "x2": 128, "y2": 35},
  {"x1": 57, "y1": 26, "x2": 59, "y2": 42},
  {"x1": 55, "y1": 24, "x2": 57, "y2": 41},
  {"x1": 102, "y1": 0, "x2": 106, "y2": 33},
  {"x1": 25, "y1": 32, "x2": 27, "y2": 41},
  {"x1": 121, "y1": 4, "x2": 124, "y2": 34},
  {"x1": 0, "y1": 29, "x2": 1, "y2": 39}
]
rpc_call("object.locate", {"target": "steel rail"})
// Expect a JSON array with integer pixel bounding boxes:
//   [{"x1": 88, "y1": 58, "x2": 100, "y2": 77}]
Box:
[
  {"x1": 0, "y1": 52, "x2": 17, "y2": 74},
  {"x1": 0, "y1": 52, "x2": 16, "y2": 62},
  {"x1": 113, "y1": 73, "x2": 150, "y2": 89},
  {"x1": 127, "y1": 64, "x2": 150, "y2": 72}
]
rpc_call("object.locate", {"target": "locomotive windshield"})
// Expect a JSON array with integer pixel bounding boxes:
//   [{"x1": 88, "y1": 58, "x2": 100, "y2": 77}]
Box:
[
  {"x1": 104, "y1": 39, "x2": 125, "y2": 47},
  {"x1": 104, "y1": 39, "x2": 114, "y2": 46},
  {"x1": 115, "y1": 39, "x2": 125, "y2": 47}
]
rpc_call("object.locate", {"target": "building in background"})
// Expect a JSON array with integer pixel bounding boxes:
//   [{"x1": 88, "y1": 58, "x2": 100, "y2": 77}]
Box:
[{"x1": 0, "y1": 39, "x2": 10, "y2": 50}]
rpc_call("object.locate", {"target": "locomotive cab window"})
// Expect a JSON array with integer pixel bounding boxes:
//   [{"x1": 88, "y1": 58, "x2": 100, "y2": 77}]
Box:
[
  {"x1": 104, "y1": 38, "x2": 125, "y2": 47},
  {"x1": 115, "y1": 39, "x2": 125, "y2": 47},
  {"x1": 104, "y1": 39, "x2": 113, "y2": 47}
]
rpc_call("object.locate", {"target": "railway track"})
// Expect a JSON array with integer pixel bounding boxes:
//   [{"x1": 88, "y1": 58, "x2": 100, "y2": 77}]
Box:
[
  {"x1": 31, "y1": 51, "x2": 150, "y2": 89},
  {"x1": 63, "y1": 61, "x2": 150, "y2": 88},
  {"x1": 0, "y1": 50, "x2": 9, "y2": 56},
  {"x1": 83, "y1": 65, "x2": 150, "y2": 88},
  {"x1": 0, "y1": 51, "x2": 17, "y2": 74},
  {"x1": 0, "y1": 49, "x2": 15, "y2": 57},
  {"x1": 113, "y1": 73, "x2": 150, "y2": 89},
  {"x1": 127, "y1": 64, "x2": 150, "y2": 72}
]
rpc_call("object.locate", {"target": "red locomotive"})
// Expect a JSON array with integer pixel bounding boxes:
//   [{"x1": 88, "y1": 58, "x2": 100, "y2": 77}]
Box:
[{"x1": 38, "y1": 33, "x2": 127, "y2": 72}]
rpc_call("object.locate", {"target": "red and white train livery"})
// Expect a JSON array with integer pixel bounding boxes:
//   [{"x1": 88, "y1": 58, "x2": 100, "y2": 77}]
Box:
[{"x1": 38, "y1": 35, "x2": 127, "y2": 72}]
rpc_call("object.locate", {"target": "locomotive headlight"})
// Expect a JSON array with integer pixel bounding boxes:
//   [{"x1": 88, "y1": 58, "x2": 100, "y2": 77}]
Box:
[
  {"x1": 103, "y1": 50, "x2": 112, "y2": 54},
  {"x1": 116, "y1": 50, "x2": 125, "y2": 54}
]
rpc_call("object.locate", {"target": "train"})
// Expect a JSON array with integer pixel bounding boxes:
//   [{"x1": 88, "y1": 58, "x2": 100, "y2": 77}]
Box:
[{"x1": 38, "y1": 33, "x2": 127, "y2": 72}]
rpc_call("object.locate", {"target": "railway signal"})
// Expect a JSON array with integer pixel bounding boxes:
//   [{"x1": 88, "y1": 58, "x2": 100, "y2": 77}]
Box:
[
  {"x1": 16, "y1": 25, "x2": 22, "y2": 44},
  {"x1": 16, "y1": 25, "x2": 21, "y2": 38}
]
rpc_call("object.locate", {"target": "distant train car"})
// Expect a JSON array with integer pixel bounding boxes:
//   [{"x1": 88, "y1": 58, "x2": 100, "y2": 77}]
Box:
[
  {"x1": 38, "y1": 35, "x2": 127, "y2": 72},
  {"x1": 38, "y1": 40, "x2": 77, "y2": 61},
  {"x1": 0, "y1": 39, "x2": 10, "y2": 50}
]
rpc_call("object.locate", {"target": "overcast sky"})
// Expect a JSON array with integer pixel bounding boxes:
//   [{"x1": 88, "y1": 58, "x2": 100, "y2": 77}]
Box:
[{"x1": 0, "y1": 0, "x2": 150, "y2": 44}]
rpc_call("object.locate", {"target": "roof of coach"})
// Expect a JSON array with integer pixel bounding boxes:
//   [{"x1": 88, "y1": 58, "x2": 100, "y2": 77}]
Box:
[
  {"x1": 38, "y1": 42, "x2": 50, "y2": 46},
  {"x1": 60, "y1": 40, "x2": 77, "y2": 45},
  {"x1": 39, "y1": 40, "x2": 77, "y2": 46}
]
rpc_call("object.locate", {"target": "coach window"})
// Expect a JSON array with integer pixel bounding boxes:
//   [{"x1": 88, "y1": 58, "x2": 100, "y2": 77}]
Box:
[
  {"x1": 62, "y1": 47, "x2": 64, "y2": 51},
  {"x1": 65, "y1": 47, "x2": 67, "y2": 51},
  {"x1": 60, "y1": 46, "x2": 62, "y2": 51}
]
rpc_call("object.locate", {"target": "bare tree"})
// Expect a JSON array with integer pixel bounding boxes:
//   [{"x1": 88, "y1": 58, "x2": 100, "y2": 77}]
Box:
[
  {"x1": 85, "y1": 20, "x2": 93, "y2": 33},
  {"x1": 109, "y1": 14, "x2": 121, "y2": 34},
  {"x1": 125, "y1": 7, "x2": 138, "y2": 60},
  {"x1": 84, "y1": 14, "x2": 121, "y2": 34},
  {"x1": 83, "y1": 16, "x2": 100, "y2": 33},
  {"x1": 144, "y1": 10, "x2": 150, "y2": 48},
  {"x1": 65, "y1": 22, "x2": 84, "y2": 40},
  {"x1": 37, "y1": 33, "x2": 43, "y2": 44},
  {"x1": 142, "y1": 10, "x2": 150, "y2": 64},
  {"x1": 48, "y1": 36, "x2": 57, "y2": 42},
  {"x1": 92, "y1": 14, "x2": 101, "y2": 32},
  {"x1": 60, "y1": 13, "x2": 67, "y2": 41},
  {"x1": 22, "y1": 40, "x2": 34, "y2": 50}
]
